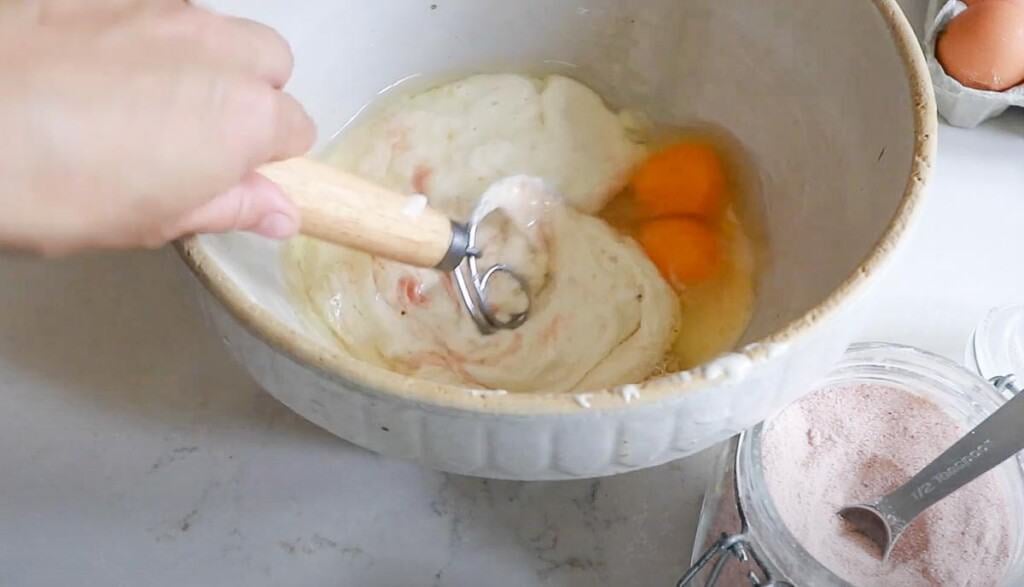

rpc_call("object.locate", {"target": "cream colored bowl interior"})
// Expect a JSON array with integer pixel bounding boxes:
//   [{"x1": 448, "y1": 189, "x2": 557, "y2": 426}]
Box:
[{"x1": 188, "y1": 0, "x2": 928, "y2": 404}]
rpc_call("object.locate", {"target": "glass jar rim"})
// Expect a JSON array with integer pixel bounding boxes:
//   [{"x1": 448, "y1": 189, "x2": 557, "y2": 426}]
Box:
[
  {"x1": 966, "y1": 303, "x2": 1024, "y2": 383},
  {"x1": 735, "y1": 341, "x2": 1024, "y2": 585}
]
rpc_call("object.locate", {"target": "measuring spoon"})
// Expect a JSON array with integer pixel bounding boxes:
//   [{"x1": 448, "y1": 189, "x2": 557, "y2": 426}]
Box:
[{"x1": 839, "y1": 376, "x2": 1024, "y2": 561}]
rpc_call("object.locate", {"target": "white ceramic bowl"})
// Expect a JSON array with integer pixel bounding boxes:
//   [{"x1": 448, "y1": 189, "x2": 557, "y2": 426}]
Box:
[{"x1": 179, "y1": 0, "x2": 936, "y2": 480}]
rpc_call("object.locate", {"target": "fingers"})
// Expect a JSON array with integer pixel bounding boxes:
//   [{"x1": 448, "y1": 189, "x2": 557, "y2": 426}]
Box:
[
  {"x1": 271, "y1": 91, "x2": 318, "y2": 161},
  {"x1": 32, "y1": 0, "x2": 180, "y2": 25},
  {"x1": 136, "y1": 3, "x2": 315, "y2": 234},
  {"x1": 170, "y1": 172, "x2": 301, "y2": 239},
  {"x1": 177, "y1": 6, "x2": 317, "y2": 166},
  {"x1": 218, "y1": 16, "x2": 294, "y2": 89},
  {"x1": 211, "y1": 80, "x2": 317, "y2": 180},
  {"x1": 121, "y1": 3, "x2": 316, "y2": 168},
  {"x1": 180, "y1": 9, "x2": 296, "y2": 89},
  {"x1": 40, "y1": 1, "x2": 297, "y2": 90}
]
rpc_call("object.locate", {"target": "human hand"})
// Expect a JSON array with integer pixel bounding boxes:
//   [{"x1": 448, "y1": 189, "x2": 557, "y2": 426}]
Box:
[{"x1": 0, "y1": 0, "x2": 316, "y2": 255}]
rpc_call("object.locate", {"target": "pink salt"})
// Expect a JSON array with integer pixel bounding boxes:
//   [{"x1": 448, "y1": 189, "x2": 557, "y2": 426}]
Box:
[{"x1": 762, "y1": 383, "x2": 1013, "y2": 586}]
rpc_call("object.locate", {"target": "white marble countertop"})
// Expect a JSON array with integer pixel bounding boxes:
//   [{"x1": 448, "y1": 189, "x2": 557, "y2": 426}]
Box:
[{"x1": 3, "y1": 5, "x2": 1024, "y2": 586}]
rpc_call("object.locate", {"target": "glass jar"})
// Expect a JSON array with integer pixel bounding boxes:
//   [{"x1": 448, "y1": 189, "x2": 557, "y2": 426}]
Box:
[
  {"x1": 966, "y1": 303, "x2": 1024, "y2": 387},
  {"x1": 682, "y1": 342, "x2": 1024, "y2": 586}
]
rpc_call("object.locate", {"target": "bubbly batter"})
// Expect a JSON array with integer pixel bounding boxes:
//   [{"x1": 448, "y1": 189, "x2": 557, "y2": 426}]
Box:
[
  {"x1": 286, "y1": 73, "x2": 758, "y2": 393},
  {"x1": 326, "y1": 74, "x2": 646, "y2": 217}
]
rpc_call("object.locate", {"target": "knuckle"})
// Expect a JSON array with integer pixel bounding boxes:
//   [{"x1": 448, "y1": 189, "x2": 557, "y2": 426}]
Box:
[
  {"x1": 252, "y1": 22, "x2": 295, "y2": 82},
  {"x1": 281, "y1": 95, "x2": 317, "y2": 154},
  {"x1": 207, "y1": 15, "x2": 294, "y2": 87}
]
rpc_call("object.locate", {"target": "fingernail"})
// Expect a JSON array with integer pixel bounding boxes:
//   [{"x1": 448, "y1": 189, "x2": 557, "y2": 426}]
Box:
[{"x1": 254, "y1": 212, "x2": 299, "y2": 239}]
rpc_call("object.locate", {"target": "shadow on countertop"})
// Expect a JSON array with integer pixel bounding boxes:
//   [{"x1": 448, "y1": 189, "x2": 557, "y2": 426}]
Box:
[{"x1": 0, "y1": 247, "x2": 329, "y2": 445}]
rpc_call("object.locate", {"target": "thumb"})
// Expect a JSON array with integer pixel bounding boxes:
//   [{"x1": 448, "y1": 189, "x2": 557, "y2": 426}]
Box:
[{"x1": 172, "y1": 172, "x2": 300, "y2": 239}]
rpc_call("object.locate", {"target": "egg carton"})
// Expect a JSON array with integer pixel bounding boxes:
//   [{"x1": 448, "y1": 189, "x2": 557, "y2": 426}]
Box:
[{"x1": 924, "y1": 0, "x2": 1024, "y2": 128}]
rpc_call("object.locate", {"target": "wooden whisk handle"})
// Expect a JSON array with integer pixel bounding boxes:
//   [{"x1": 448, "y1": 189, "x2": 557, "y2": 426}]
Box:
[{"x1": 259, "y1": 158, "x2": 458, "y2": 270}]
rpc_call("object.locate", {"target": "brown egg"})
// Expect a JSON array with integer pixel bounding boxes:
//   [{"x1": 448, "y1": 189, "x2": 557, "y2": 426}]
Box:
[{"x1": 937, "y1": 0, "x2": 1024, "y2": 91}]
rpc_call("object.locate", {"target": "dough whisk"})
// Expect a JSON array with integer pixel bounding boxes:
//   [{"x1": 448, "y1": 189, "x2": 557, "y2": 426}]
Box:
[{"x1": 260, "y1": 157, "x2": 530, "y2": 334}]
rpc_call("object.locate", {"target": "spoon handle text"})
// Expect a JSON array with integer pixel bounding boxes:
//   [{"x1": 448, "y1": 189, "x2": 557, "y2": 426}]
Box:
[{"x1": 883, "y1": 390, "x2": 1024, "y2": 524}]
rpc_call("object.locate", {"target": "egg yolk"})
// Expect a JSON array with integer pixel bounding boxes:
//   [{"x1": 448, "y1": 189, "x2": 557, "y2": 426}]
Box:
[
  {"x1": 638, "y1": 218, "x2": 721, "y2": 287},
  {"x1": 630, "y1": 140, "x2": 727, "y2": 220}
]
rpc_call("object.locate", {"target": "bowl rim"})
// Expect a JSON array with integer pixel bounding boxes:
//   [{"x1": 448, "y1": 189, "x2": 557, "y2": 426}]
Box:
[{"x1": 176, "y1": 0, "x2": 937, "y2": 415}]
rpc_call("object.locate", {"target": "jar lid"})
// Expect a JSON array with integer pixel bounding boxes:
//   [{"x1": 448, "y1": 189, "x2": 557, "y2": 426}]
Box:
[{"x1": 967, "y1": 304, "x2": 1024, "y2": 384}]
